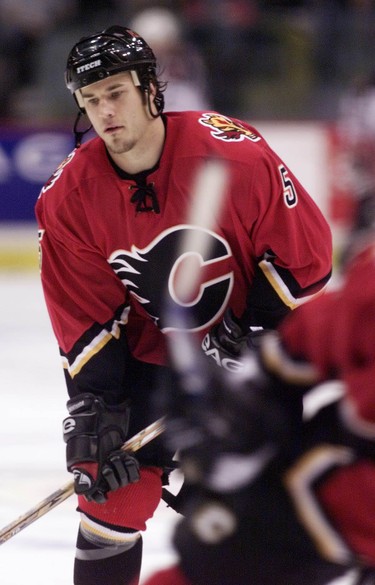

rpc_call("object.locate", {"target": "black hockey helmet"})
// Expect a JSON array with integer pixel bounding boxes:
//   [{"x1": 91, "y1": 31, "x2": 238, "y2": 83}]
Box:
[{"x1": 65, "y1": 25, "x2": 164, "y2": 114}]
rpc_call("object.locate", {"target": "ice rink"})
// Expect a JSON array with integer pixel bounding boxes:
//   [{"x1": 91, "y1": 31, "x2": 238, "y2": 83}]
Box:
[
  {"x1": 0, "y1": 268, "x2": 181, "y2": 584},
  {"x1": 0, "y1": 257, "x2": 358, "y2": 585}
]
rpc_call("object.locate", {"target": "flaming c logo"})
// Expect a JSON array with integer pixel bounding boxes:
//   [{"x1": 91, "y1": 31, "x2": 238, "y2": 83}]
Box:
[
  {"x1": 108, "y1": 225, "x2": 233, "y2": 333},
  {"x1": 199, "y1": 113, "x2": 261, "y2": 143}
]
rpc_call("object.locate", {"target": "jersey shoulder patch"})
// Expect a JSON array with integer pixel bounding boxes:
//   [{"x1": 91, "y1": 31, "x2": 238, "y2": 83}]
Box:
[{"x1": 198, "y1": 112, "x2": 262, "y2": 143}]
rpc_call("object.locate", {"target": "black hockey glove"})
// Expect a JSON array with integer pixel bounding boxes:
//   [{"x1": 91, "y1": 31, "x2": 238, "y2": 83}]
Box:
[
  {"x1": 63, "y1": 393, "x2": 140, "y2": 503},
  {"x1": 201, "y1": 308, "x2": 269, "y2": 374}
]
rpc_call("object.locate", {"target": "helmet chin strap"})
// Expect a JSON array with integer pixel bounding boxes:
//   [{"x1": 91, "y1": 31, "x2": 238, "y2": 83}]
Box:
[
  {"x1": 75, "y1": 88, "x2": 85, "y2": 110},
  {"x1": 73, "y1": 110, "x2": 92, "y2": 148},
  {"x1": 72, "y1": 88, "x2": 93, "y2": 148}
]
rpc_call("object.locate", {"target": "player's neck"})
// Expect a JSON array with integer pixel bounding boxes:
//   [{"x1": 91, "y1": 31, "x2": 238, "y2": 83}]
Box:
[{"x1": 108, "y1": 116, "x2": 165, "y2": 175}]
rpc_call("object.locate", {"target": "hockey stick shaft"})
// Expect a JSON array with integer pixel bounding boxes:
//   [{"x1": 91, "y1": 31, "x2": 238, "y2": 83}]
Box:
[
  {"x1": 174, "y1": 159, "x2": 228, "y2": 302},
  {"x1": 0, "y1": 416, "x2": 165, "y2": 545},
  {"x1": 167, "y1": 159, "x2": 228, "y2": 371}
]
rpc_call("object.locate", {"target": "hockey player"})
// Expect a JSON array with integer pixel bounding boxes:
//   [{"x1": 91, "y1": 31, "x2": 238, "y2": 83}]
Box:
[
  {"x1": 143, "y1": 239, "x2": 375, "y2": 585},
  {"x1": 35, "y1": 25, "x2": 332, "y2": 585}
]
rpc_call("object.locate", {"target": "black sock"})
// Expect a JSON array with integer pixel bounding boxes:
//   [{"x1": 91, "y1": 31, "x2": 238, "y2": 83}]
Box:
[{"x1": 74, "y1": 528, "x2": 143, "y2": 585}]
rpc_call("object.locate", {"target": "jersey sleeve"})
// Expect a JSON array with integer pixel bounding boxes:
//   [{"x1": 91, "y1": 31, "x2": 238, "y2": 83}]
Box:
[
  {"x1": 266, "y1": 244, "x2": 375, "y2": 566},
  {"x1": 241, "y1": 149, "x2": 332, "y2": 328},
  {"x1": 280, "y1": 241, "x2": 375, "y2": 426},
  {"x1": 37, "y1": 189, "x2": 127, "y2": 352},
  {"x1": 36, "y1": 187, "x2": 162, "y2": 404}
]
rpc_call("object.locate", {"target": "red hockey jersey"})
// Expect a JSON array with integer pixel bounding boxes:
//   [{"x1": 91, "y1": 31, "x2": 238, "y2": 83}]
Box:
[
  {"x1": 35, "y1": 111, "x2": 332, "y2": 390},
  {"x1": 280, "y1": 242, "x2": 375, "y2": 565}
]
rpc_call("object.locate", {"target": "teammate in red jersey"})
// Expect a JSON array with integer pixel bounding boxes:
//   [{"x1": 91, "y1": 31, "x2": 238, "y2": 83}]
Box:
[
  {"x1": 277, "y1": 239, "x2": 375, "y2": 581},
  {"x1": 35, "y1": 25, "x2": 332, "y2": 585},
  {"x1": 143, "y1": 240, "x2": 375, "y2": 585}
]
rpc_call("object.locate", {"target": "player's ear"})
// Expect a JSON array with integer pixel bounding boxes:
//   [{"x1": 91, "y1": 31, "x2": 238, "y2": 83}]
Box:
[{"x1": 148, "y1": 81, "x2": 157, "y2": 95}]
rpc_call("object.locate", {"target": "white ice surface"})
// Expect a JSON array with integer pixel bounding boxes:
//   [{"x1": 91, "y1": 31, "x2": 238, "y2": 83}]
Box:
[
  {"x1": 0, "y1": 273, "x2": 356, "y2": 584},
  {"x1": 0, "y1": 272, "x2": 179, "y2": 584}
]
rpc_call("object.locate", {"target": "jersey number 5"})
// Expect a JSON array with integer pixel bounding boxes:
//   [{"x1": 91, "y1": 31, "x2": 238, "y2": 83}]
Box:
[{"x1": 279, "y1": 165, "x2": 298, "y2": 208}]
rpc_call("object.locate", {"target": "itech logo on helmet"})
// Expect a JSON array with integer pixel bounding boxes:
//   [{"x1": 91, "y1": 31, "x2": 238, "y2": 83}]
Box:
[
  {"x1": 76, "y1": 59, "x2": 102, "y2": 74},
  {"x1": 199, "y1": 113, "x2": 261, "y2": 143}
]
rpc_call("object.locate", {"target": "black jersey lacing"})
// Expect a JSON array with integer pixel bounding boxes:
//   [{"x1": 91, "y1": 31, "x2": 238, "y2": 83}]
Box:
[{"x1": 129, "y1": 182, "x2": 160, "y2": 214}]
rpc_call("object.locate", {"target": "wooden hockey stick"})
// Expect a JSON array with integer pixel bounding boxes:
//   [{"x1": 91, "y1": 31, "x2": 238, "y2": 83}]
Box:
[{"x1": 0, "y1": 416, "x2": 165, "y2": 545}]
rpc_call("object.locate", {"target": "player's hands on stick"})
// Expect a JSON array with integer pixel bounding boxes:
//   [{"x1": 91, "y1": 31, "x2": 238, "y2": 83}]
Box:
[{"x1": 63, "y1": 393, "x2": 140, "y2": 503}]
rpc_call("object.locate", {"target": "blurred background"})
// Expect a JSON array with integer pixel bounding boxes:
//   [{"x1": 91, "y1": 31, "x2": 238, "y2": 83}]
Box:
[
  {"x1": 1, "y1": 0, "x2": 375, "y2": 269},
  {"x1": 1, "y1": 0, "x2": 375, "y2": 122}
]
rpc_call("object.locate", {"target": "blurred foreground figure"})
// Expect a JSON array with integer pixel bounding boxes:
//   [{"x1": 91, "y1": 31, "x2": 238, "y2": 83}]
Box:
[{"x1": 143, "y1": 239, "x2": 375, "y2": 585}]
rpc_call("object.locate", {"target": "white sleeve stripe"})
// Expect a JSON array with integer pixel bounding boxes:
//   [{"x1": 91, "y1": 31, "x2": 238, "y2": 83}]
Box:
[
  {"x1": 61, "y1": 306, "x2": 130, "y2": 379},
  {"x1": 284, "y1": 445, "x2": 355, "y2": 564}
]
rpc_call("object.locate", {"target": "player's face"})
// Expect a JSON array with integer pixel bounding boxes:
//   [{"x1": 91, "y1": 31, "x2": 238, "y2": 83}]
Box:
[{"x1": 80, "y1": 72, "x2": 155, "y2": 157}]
